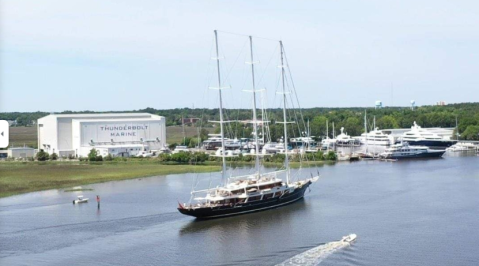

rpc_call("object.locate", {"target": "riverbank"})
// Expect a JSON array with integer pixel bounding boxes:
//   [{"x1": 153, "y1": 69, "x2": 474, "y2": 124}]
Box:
[
  {"x1": 0, "y1": 159, "x2": 334, "y2": 198},
  {"x1": 0, "y1": 161, "x2": 220, "y2": 198}
]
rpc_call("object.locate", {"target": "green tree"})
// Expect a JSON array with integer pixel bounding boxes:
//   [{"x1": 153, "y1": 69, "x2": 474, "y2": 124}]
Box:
[
  {"x1": 88, "y1": 149, "x2": 98, "y2": 161},
  {"x1": 310, "y1": 116, "x2": 328, "y2": 139},
  {"x1": 36, "y1": 149, "x2": 49, "y2": 161},
  {"x1": 325, "y1": 151, "x2": 337, "y2": 161},
  {"x1": 377, "y1": 115, "x2": 399, "y2": 129},
  {"x1": 461, "y1": 125, "x2": 479, "y2": 140}
]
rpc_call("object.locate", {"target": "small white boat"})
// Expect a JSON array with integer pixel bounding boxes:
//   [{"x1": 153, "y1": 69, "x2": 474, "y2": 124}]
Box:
[
  {"x1": 446, "y1": 142, "x2": 478, "y2": 152},
  {"x1": 137, "y1": 151, "x2": 154, "y2": 157},
  {"x1": 341, "y1": 234, "x2": 357, "y2": 243},
  {"x1": 73, "y1": 195, "x2": 89, "y2": 204}
]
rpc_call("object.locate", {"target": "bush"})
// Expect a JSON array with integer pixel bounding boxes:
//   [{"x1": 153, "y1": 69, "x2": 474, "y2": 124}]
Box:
[
  {"x1": 96, "y1": 155, "x2": 103, "y2": 161},
  {"x1": 50, "y1": 153, "x2": 58, "y2": 160},
  {"x1": 104, "y1": 154, "x2": 113, "y2": 161},
  {"x1": 114, "y1": 157, "x2": 127, "y2": 162},
  {"x1": 169, "y1": 143, "x2": 178, "y2": 150},
  {"x1": 157, "y1": 153, "x2": 171, "y2": 162},
  {"x1": 190, "y1": 152, "x2": 209, "y2": 163},
  {"x1": 170, "y1": 152, "x2": 190, "y2": 163},
  {"x1": 79, "y1": 156, "x2": 87, "y2": 162},
  {"x1": 88, "y1": 149, "x2": 98, "y2": 161},
  {"x1": 36, "y1": 149, "x2": 49, "y2": 161},
  {"x1": 325, "y1": 151, "x2": 337, "y2": 161},
  {"x1": 68, "y1": 154, "x2": 75, "y2": 160}
]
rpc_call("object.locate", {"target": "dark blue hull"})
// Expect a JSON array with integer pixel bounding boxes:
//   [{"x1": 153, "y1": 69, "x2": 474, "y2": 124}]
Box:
[
  {"x1": 178, "y1": 182, "x2": 312, "y2": 219},
  {"x1": 383, "y1": 150, "x2": 445, "y2": 160},
  {"x1": 400, "y1": 140, "x2": 456, "y2": 149}
]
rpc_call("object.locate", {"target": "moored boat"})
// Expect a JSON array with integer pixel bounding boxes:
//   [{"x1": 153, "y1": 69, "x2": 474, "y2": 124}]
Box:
[
  {"x1": 73, "y1": 195, "x2": 88, "y2": 204},
  {"x1": 379, "y1": 142, "x2": 445, "y2": 159},
  {"x1": 399, "y1": 122, "x2": 456, "y2": 149}
]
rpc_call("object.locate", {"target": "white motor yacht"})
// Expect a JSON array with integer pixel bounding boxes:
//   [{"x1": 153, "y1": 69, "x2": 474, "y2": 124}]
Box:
[
  {"x1": 380, "y1": 142, "x2": 445, "y2": 159},
  {"x1": 446, "y1": 142, "x2": 478, "y2": 152},
  {"x1": 363, "y1": 128, "x2": 394, "y2": 146},
  {"x1": 262, "y1": 142, "x2": 284, "y2": 154},
  {"x1": 335, "y1": 127, "x2": 360, "y2": 146},
  {"x1": 399, "y1": 122, "x2": 456, "y2": 149}
]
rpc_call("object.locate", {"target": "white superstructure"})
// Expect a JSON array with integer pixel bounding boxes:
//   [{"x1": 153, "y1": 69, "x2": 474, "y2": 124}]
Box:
[
  {"x1": 362, "y1": 128, "x2": 395, "y2": 146},
  {"x1": 38, "y1": 113, "x2": 166, "y2": 157}
]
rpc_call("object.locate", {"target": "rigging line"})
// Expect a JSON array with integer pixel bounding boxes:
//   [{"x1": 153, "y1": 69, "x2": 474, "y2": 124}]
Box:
[
  {"x1": 256, "y1": 44, "x2": 279, "y2": 87},
  {"x1": 283, "y1": 46, "x2": 307, "y2": 137},
  {"x1": 216, "y1": 30, "x2": 280, "y2": 42},
  {"x1": 222, "y1": 39, "x2": 248, "y2": 87},
  {"x1": 198, "y1": 36, "x2": 216, "y2": 148},
  {"x1": 285, "y1": 74, "x2": 303, "y2": 139}
]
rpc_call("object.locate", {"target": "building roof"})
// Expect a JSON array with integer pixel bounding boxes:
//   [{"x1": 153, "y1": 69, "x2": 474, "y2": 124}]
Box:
[
  {"x1": 8, "y1": 147, "x2": 35, "y2": 150},
  {"x1": 38, "y1": 113, "x2": 163, "y2": 120},
  {"x1": 72, "y1": 117, "x2": 163, "y2": 123}
]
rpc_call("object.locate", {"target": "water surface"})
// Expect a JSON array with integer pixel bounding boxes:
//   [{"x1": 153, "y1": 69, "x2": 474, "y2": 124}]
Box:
[{"x1": 1, "y1": 154, "x2": 478, "y2": 265}]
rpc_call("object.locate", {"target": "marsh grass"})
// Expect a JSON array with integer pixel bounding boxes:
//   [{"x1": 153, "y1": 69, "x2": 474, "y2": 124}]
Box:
[
  {"x1": 63, "y1": 188, "x2": 94, "y2": 192},
  {"x1": 0, "y1": 161, "x2": 220, "y2": 198}
]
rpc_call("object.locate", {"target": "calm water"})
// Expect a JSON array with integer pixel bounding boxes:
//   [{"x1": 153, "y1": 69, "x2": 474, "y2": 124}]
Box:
[{"x1": 1, "y1": 153, "x2": 479, "y2": 266}]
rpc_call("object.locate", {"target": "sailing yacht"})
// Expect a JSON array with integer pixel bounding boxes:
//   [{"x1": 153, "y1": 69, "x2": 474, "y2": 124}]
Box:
[{"x1": 177, "y1": 31, "x2": 319, "y2": 219}]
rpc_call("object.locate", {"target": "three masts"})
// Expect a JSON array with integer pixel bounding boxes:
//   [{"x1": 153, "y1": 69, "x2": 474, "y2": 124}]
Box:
[{"x1": 177, "y1": 31, "x2": 319, "y2": 219}]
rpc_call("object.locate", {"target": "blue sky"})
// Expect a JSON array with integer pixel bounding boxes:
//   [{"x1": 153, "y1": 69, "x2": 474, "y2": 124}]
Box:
[{"x1": 1, "y1": 0, "x2": 478, "y2": 112}]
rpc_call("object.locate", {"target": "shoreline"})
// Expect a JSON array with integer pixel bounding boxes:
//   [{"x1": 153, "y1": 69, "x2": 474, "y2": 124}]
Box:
[
  {"x1": 0, "y1": 160, "x2": 335, "y2": 199},
  {"x1": 0, "y1": 161, "x2": 220, "y2": 199}
]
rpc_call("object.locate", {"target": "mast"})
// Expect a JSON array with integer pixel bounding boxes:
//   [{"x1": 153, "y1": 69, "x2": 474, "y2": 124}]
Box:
[
  {"x1": 248, "y1": 36, "x2": 261, "y2": 175},
  {"x1": 326, "y1": 120, "x2": 328, "y2": 139},
  {"x1": 364, "y1": 110, "x2": 367, "y2": 133},
  {"x1": 373, "y1": 116, "x2": 376, "y2": 129},
  {"x1": 182, "y1": 115, "x2": 186, "y2": 145},
  {"x1": 279, "y1": 41, "x2": 290, "y2": 184},
  {"x1": 456, "y1": 116, "x2": 459, "y2": 140},
  {"x1": 260, "y1": 90, "x2": 266, "y2": 144},
  {"x1": 332, "y1": 122, "x2": 335, "y2": 138},
  {"x1": 214, "y1": 30, "x2": 227, "y2": 185},
  {"x1": 197, "y1": 127, "x2": 200, "y2": 149}
]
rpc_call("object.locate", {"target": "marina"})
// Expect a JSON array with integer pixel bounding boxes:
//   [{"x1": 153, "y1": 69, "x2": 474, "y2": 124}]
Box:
[
  {"x1": 1, "y1": 154, "x2": 478, "y2": 266},
  {"x1": 2, "y1": 1, "x2": 479, "y2": 266}
]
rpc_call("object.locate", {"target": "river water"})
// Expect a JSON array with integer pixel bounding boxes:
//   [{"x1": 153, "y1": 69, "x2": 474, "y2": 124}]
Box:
[{"x1": 1, "y1": 153, "x2": 479, "y2": 266}]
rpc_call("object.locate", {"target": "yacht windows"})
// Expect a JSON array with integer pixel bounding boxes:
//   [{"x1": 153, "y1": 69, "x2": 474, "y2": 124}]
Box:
[
  {"x1": 259, "y1": 184, "x2": 275, "y2": 190},
  {"x1": 231, "y1": 189, "x2": 243, "y2": 195},
  {"x1": 263, "y1": 193, "x2": 274, "y2": 200},
  {"x1": 247, "y1": 195, "x2": 262, "y2": 202}
]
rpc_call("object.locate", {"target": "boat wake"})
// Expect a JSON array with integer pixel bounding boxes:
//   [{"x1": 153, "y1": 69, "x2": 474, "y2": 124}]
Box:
[{"x1": 276, "y1": 234, "x2": 357, "y2": 266}]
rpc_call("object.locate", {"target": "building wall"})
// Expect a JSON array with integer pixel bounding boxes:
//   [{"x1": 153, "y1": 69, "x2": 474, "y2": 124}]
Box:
[
  {"x1": 37, "y1": 115, "x2": 58, "y2": 154},
  {"x1": 8, "y1": 148, "x2": 35, "y2": 158},
  {"x1": 57, "y1": 118, "x2": 74, "y2": 151},
  {"x1": 38, "y1": 113, "x2": 166, "y2": 157}
]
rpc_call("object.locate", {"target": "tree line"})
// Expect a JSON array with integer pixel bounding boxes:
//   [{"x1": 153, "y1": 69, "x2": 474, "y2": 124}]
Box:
[{"x1": 2, "y1": 102, "x2": 479, "y2": 140}]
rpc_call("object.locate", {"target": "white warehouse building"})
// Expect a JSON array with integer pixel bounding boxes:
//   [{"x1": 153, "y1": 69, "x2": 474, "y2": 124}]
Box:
[{"x1": 38, "y1": 113, "x2": 166, "y2": 157}]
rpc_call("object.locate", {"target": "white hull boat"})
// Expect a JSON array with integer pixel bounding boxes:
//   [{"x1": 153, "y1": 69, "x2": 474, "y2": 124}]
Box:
[
  {"x1": 341, "y1": 234, "x2": 357, "y2": 243},
  {"x1": 73, "y1": 195, "x2": 89, "y2": 204}
]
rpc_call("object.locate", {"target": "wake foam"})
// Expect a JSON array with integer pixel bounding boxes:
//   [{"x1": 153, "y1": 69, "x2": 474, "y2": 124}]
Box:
[{"x1": 276, "y1": 238, "x2": 354, "y2": 266}]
